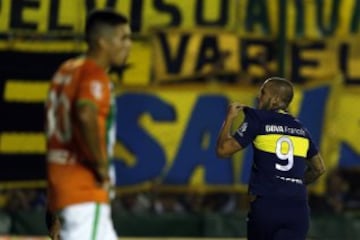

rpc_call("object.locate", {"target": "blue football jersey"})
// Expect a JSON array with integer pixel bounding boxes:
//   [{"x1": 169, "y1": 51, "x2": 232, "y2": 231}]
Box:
[{"x1": 233, "y1": 107, "x2": 318, "y2": 199}]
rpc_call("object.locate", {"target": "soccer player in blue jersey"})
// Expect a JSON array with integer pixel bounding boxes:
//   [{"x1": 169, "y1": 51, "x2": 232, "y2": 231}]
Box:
[{"x1": 216, "y1": 77, "x2": 326, "y2": 240}]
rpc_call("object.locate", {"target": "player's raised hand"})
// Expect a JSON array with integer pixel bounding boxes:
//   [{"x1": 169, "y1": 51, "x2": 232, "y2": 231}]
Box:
[{"x1": 227, "y1": 102, "x2": 244, "y2": 119}]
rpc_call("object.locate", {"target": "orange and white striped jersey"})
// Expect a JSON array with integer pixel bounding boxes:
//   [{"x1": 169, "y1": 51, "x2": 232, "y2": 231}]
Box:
[{"x1": 46, "y1": 57, "x2": 115, "y2": 211}]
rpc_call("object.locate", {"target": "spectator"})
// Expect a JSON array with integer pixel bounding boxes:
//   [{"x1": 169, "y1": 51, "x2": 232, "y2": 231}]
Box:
[
  {"x1": 309, "y1": 169, "x2": 349, "y2": 214},
  {"x1": 153, "y1": 193, "x2": 186, "y2": 214},
  {"x1": 115, "y1": 192, "x2": 152, "y2": 214},
  {"x1": 324, "y1": 169, "x2": 349, "y2": 214}
]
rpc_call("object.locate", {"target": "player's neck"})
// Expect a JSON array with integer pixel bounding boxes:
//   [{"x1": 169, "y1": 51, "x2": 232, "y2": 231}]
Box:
[
  {"x1": 85, "y1": 51, "x2": 110, "y2": 72},
  {"x1": 267, "y1": 106, "x2": 288, "y2": 113}
]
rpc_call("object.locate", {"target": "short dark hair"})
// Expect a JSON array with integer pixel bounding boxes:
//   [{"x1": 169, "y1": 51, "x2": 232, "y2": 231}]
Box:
[
  {"x1": 85, "y1": 9, "x2": 128, "y2": 47},
  {"x1": 265, "y1": 77, "x2": 294, "y2": 109}
]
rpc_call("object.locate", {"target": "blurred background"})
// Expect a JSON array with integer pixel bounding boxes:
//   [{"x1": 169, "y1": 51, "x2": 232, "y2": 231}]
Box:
[{"x1": 0, "y1": 0, "x2": 360, "y2": 239}]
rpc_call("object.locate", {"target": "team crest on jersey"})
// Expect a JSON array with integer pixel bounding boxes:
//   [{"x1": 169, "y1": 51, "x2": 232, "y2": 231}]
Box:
[
  {"x1": 237, "y1": 122, "x2": 248, "y2": 137},
  {"x1": 90, "y1": 81, "x2": 103, "y2": 100}
]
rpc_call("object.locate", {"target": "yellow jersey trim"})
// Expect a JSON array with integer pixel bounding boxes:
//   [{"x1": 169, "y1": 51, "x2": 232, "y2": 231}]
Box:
[{"x1": 254, "y1": 134, "x2": 309, "y2": 157}]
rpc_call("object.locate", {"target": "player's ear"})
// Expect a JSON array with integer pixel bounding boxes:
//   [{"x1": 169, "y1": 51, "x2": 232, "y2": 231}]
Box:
[
  {"x1": 271, "y1": 96, "x2": 281, "y2": 109},
  {"x1": 98, "y1": 37, "x2": 109, "y2": 50}
]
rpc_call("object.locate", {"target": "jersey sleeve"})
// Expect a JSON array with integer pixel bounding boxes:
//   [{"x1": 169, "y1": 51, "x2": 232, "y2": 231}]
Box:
[
  {"x1": 233, "y1": 107, "x2": 260, "y2": 148},
  {"x1": 307, "y1": 138, "x2": 319, "y2": 159},
  {"x1": 305, "y1": 130, "x2": 319, "y2": 158},
  {"x1": 77, "y1": 71, "x2": 107, "y2": 108}
]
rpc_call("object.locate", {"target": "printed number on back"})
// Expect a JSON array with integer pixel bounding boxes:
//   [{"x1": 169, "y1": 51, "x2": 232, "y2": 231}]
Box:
[{"x1": 275, "y1": 136, "x2": 294, "y2": 171}]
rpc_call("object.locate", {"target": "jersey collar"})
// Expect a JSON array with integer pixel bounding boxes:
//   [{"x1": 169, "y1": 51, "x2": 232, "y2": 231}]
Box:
[{"x1": 276, "y1": 109, "x2": 288, "y2": 114}]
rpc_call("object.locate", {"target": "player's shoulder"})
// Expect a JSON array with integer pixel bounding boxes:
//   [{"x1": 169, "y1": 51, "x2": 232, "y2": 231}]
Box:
[
  {"x1": 81, "y1": 58, "x2": 109, "y2": 80},
  {"x1": 290, "y1": 115, "x2": 308, "y2": 129},
  {"x1": 243, "y1": 107, "x2": 300, "y2": 125},
  {"x1": 243, "y1": 107, "x2": 274, "y2": 121},
  {"x1": 293, "y1": 118, "x2": 312, "y2": 136},
  {"x1": 68, "y1": 58, "x2": 108, "y2": 86},
  {"x1": 58, "y1": 56, "x2": 85, "y2": 71},
  {"x1": 59, "y1": 57, "x2": 103, "y2": 74},
  {"x1": 243, "y1": 107, "x2": 258, "y2": 116}
]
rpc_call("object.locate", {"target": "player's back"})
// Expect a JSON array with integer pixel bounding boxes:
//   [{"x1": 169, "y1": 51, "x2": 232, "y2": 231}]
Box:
[
  {"x1": 46, "y1": 57, "x2": 111, "y2": 211},
  {"x1": 243, "y1": 108, "x2": 318, "y2": 200}
]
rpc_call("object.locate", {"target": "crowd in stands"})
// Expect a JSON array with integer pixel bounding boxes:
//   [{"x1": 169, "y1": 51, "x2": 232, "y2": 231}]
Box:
[{"x1": 1, "y1": 167, "x2": 360, "y2": 221}]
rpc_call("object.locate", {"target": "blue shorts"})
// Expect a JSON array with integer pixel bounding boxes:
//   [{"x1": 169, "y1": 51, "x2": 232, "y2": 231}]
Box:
[{"x1": 247, "y1": 195, "x2": 310, "y2": 240}]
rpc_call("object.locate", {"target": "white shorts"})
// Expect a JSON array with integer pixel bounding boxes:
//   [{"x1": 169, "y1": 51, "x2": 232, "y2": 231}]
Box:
[{"x1": 59, "y1": 202, "x2": 117, "y2": 240}]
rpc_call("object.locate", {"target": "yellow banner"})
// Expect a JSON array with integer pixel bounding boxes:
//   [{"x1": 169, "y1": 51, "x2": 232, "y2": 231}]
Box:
[
  {"x1": 2, "y1": 31, "x2": 360, "y2": 86},
  {"x1": 1, "y1": 80, "x2": 358, "y2": 194},
  {"x1": 237, "y1": 0, "x2": 360, "y2": 38},
  {"x1": 0, "y1": 0, "x2": 237, "y2": 35},
  {"x1": 111, "y1": 84, "x2": 327, "y2": 192},
  {"x1": 2, "y1": 0, "x2": 360, "y2": 85},
  {"x1": 151, "y1": 29, "x2": 243, "y2": 83},
  {"x1": 331, "y1": 86, "x2": 360, "y2": 165},
  {"x1": 1, "y1": 0, "x2": 360, "y2": 38},
  {"x1": 151, "y1": 28, "x2": 360, "y2": 84}
]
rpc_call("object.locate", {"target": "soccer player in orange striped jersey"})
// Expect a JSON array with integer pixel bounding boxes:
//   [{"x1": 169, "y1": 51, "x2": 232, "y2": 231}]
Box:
[{"x1": 45, "y1": 9, "x2": 131, "y2": 240}]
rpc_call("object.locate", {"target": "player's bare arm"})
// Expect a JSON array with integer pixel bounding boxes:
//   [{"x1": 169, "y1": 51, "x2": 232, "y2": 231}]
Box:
[
  {"x1": 77, "y1": 102, "x2": 109, "y2": 184},
  {"x1": 216, "y1": 102, "x2": 244, "y2": 158},
  {"x1": 304, "y1": 153, "x2": 326, "y2": 184}
]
